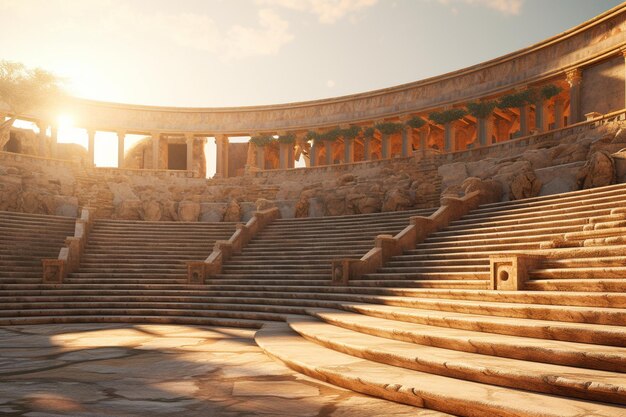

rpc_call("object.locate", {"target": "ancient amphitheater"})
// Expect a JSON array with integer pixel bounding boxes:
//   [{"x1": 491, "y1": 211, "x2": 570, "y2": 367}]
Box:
[{"x1": 1, "y1": 4, "x2": 626, "y2": 417}]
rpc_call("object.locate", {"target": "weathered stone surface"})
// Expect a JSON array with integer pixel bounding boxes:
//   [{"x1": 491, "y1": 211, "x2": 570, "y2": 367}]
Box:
[
  {"x1": 382, "y1": 188, "x2": 413, "y2": 212},
  {"x1": 577, "y1": 150, "x2": 615, "y2": 189},
  {"x1": 461, "y1": 177, "x2": 502, "y2": 204},
  {"x1": 223, "y1": 199, "x2": 241, "y2": 222},
  {"x1": 200, "y1": 202, "x2": 226, "y2": 222},
  {"x1": 294, "y1": 196, "x2": 309, "y2": 218},
  {"x1": 116, "y1": 200, "x2": 142, "y2": 220},
  {"x1": 178, "y1": 201, "x2": 200, "y2": 222},
  {"x1": 142, "y1": 200, "x2": 162, "y2": 221},
  {"x1": 509, "y1": 168, "x2": 542, "y2": 200}
]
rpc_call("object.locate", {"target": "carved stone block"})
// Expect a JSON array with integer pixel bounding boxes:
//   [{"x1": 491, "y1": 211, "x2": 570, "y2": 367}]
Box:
[
  {"x1": 187, "y1": 262, "x2": 206, "y2": 285},
  {"x1": 489, "y1": 254, "x2": 543, "y2": 291}
]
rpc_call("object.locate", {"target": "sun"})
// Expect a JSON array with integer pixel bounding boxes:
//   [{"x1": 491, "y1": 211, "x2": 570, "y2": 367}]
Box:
[{"x1": 57, "y1": 114, "x2": 74, "y2": 130}]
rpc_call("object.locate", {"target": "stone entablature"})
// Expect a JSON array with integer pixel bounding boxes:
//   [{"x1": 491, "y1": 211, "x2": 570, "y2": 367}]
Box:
[{"x1": 18, "y1": 4, "x2": 626, "y2": 135}]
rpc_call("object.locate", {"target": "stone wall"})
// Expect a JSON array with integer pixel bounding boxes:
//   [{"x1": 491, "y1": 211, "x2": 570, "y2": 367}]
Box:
[{"x1": 582, "y1": 56, "x2": 625, "y2": 116}]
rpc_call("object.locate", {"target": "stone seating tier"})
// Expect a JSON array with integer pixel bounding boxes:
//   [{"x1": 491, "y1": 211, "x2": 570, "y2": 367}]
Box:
[{"x1": 0, "y1": 184, "x2": 625, "y2": 416}]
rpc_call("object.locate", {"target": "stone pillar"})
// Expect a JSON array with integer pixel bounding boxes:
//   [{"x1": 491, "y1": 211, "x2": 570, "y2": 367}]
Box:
[
  {"x1": 622, "y1": 48, "x2": 626, "y2": 109},
  {"x1": 444, "y1": 122, "x2": 455, "y2": 152},
  {"x1": 519, "y1": 105, "x2": 529, "y2": 136},
  {"x1": 216, "y1": 135, "x2": 229, "y2": 177},
  {"x1": 37, "y1": 122, "x2": 48, "y2": 157},
  {"x1": 566, "y1": 68, "x2": 583, "y2": 125},
  {"x1": 325, "y1": 141, "x2": 333, "y2": 165},
  {"x1": 363, "y1": 137, "x2": 371, "y2": 161},
  {"x1": 554, "y1": 98, "x2": 565, "y2": 129},
  {"x1": 344, "y1": 138, "x2": 354, "y2": 163},
  {"x1": 256, "y1": 144, "x2": 265, "y2": 170},
  {"x1": 50, "y1": 126, "x2": 58, "y2": 158},
  {"x1": 87, "y1": 129, "x2": 95, "y2": 166},
  {"x1": 288, "y1": 142, "x2": 295, "y2": 169},
  {"x1": 401, "y1": 127, "x2": 411, "y2": 157},
  {"x1": 185, "y1": 133, "x2": 194, "y2": 171},
  {"x1": 418, "y1": 129, "x2": 427, "y2": 153},
  {"x1": 309, "y1": 140, "x2": 317, "y2": 167},
  {"x1": 117, "y1": 131, "x2": 126, "y2": 169},
  {"x1": 534, "y1": 99, "x2": 549, "y2": 133},
  {"x1": 279, "y1": 142, "x2": 289, "y2": 169},
  {"x1": 151, "y1": 132, "x2": 160, "y2": 169},
  {"x1": 381, "y1": 134, "x2": 390, "y2": 159}
]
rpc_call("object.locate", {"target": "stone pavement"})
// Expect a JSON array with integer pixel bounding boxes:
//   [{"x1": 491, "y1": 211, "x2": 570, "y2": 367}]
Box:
[{"x1": 0, "y1": 323, "x2": 439, "y2": 417}]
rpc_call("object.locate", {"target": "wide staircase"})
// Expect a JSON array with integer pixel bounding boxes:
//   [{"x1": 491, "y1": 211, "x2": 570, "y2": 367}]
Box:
[
  {"x1": 0, "y1": 184, "x2": 625, "y2": 416},
  {"x1": 0, "y1": 211, "x2": 75, "y2": 285}
]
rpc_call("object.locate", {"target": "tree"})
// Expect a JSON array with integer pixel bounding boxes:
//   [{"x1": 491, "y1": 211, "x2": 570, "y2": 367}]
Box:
[{"x1": 0, "y1": 61, "x2": 61, "y2": 149}]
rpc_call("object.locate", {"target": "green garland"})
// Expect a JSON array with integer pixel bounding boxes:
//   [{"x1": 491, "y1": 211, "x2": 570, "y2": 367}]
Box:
[
  {"x1": 320, "y1": 127, "x2": 342, "y2": 142},
  {"x1": 341, "y1": 125, "x2": 362, "y2": 139},
  {"x1": 249, "y1": 135, "x2": 272, "y2": 147},
  {"x1": 466, "y1": 101, "x2": 496, "y2": 119},
  {"x1": 363, "y1": 127, "x2": 376, "y2": 139},
  {"x1": 305, "y1": 130, "x2": 321, "y2": 142},
  {"x1": 428, "y1": 108, "x2": 468, "y2": 125},
  {"x1": 406, "y1": 116, "x2": 426, "y2": 129},
  {"x1": 497, "y1": 90, "x2": 536, "y2": 109},
  {"x1": 375, "y1": 122, "x2": 403, "y2": 135},
  {"x1": 277, "y1": 133, "x2": 296, "y2": 144},
  {"x1": 540, "y1": 84, "x2": 562, "y2": 100}
]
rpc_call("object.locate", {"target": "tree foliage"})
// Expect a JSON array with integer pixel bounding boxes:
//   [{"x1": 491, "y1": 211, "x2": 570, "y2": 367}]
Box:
[
  {"x1": 305, "y1": 130, "x2": 321, "y2": 142},
  {"x1": 249, "y1": 135, "x2": 273, "y2": 147},
  {"x1": 320, "y1": 127, "x2": 342, "y2": 142},
  {"x1": 277, "y1": 133, "x2": 296, "y2": 144},
  {"x1": 0, "y1": 61, "x2": 62, "y2": 148},
  {"x1": 362, "y1": 127, "x2": 376, "y2": 138}
]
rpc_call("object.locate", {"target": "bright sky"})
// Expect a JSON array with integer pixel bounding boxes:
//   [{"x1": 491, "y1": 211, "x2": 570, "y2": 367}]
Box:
[{"x1": 1, "y1": 0, "x2": 623, "y2": 174}]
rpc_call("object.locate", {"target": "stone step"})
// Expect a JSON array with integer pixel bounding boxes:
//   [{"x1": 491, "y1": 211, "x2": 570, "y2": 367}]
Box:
[
  {"x1": 422, "y1": 231, "x2": 570, "y2": 248},
  {"x1": 246, "y1": 239, "x2": 376, "y2": 247},
  {"x1": 337, "y1": 302, "x2": 626, "y2": 346},
  {"x1": 526, "y1": 279, "x2": 626, "y2": 292},
  {"x1": 309, "y1": 308, "x2": 626, "y2": 371},
  {"x1": 530, "y1": 267, "x2": 626, "y2": 280},
  {"x1": 377, "y1": 265, "x2": 489, "y2": 273},
  {"x1": 256, "y1": 323, "x2": 625, "y2": 417},
  {"x1": 272, "y1": 209, "x2": 434, "y2": 225},
  {"x1": 435, "y1": 217, "x2": 589, "y2": 237},
  {"x1": 212, "y1": 274, "x2": 330, "y2": 280},
  {"x1": 0, "y1": 210, "x2": 77, "y2": 222},
  {"x1": 287, "y1": 315, "x2": 626, "y2": 405},
  {"x1": 0, "y1": 314, "x2": 264, "y2": 328},
  {"x1": 426, "y1": 223, "x2": 586, "y2": 243},
  {"x1": 73, "y1": 267, "x2": 187, "y2": 274},
  {"x1": 362, "y1": 272, "x2": 489, "y2": 281},
  {"x1": 409, "y1": 241, "x2": 541, "y2": 254},
  {"x1": 385, "y1": 258, "x2": 490, "y2": 267},
  {"x1": 346, "y1": 280, "x2": 490, "y2": 289},
  {"x1": 448, "y1": 206, "x2": 617, "y2": 231},
  {"x1": 543, "y1": 256, "x2": 626, "y2": 268}
]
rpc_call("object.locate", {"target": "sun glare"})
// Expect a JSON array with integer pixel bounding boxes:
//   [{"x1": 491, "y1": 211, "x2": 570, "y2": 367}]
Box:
[{"x1": 57, "y1": 114, "x2": 74, "y2": 130}]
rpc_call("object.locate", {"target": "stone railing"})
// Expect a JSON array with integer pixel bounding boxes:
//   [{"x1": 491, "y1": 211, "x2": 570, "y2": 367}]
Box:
[
  {"x1": 331, "y1": 191, "x2": 482, "y2": 284},
  {"x1": 0, "y1": 151, "x2": 79, "y2": 168},
  {"x1": 42, "y1": 207, "x2": 95, "y2": 283},
  {"x1": 93, "y1": 167, "x2": 199, "y2": 178},
  {"x1": 187, "y1": 207, "x2": 281, "y2": 284},
  {"x1": 444, "y1": 109, "x2": 626, "y2": 163}
]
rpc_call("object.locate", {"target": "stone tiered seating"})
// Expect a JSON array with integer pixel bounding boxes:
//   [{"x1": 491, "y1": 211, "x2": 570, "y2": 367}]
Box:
[
  {"x1": 0, "y1": 211, "x2": 76, "y2": 284},
  {"x1": 0, "y1": 184, "x2": 625, "y2": 415}
]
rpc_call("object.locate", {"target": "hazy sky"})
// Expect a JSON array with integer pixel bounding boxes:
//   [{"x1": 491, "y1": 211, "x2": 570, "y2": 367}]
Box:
[{"x1": 0, "y1": 0, "x2": 623, "y2": 107}]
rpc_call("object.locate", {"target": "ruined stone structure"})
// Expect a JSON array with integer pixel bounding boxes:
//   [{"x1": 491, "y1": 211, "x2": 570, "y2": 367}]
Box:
[{"x1": 1, "y1": 5, "x2": 626, "y2": 417}]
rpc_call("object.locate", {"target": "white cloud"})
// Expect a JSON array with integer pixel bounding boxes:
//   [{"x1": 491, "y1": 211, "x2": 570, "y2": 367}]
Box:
[
  {"x1": 437, "y1": 0, "x2": 523, "y2": 15},
  {"x1": 257, "y1": 0, "x2": 378, "y2": 24}
]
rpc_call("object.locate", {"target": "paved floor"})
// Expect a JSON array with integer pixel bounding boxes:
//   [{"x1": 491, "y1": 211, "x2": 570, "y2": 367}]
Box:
[{"x1": 0, "y1": 323, "x2": 439, "y2": 417}]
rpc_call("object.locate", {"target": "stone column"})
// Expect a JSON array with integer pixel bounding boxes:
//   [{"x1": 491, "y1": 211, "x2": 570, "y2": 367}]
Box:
[
  {"x1": 622, "y1": 48, "x2": 626, "y2": 109},
  {"x1": 279, "y1": 142, "x2": 289, "y2": 169},
  {"x1": 215, "y1": 134, "x2": 229, "y2": 177},
  {"x1": 363, "y1": 137, "x2": 371, "y2": 161},
  {"x1": 117, "y1": 131, "x2": 126, "y2": 169},
  {"x1": 50, "y1": 126, "x2": 58, "y2": 158},
  {"x1": 534, "y1": 98, "x2": 549, "y2": 133},
  {"x1": 418, "y1": 128, "x2": 428, "y2": 154},
  {"x1": 519, "y1": 105, "x2": 529, "y2": 136},
  {"x1": 325, "y1": 141, "x2": 333, "y2": 165},
  {"x1": 37, "y1": 122, "x2": 48, "y2": 157},
  {"x1": 87, "y1": 129, "x2": 96, "y2": 166},
  {"x1": 566, "y1": 68, "x2": 583, "y2": 125},
  {"x1": 444, "y1": 122, "x2": 455, "y2": 152},
  {"x1": 287, "y1": 142, "x2": 295, "y2": 169},
  {"x1": 381, "y1": 134, "x2": 390, "y2": 159},
  {"x1": 256, "y1": 144, "x2": 265, "y2": 170},
  {"x1": 309, "y1": 140, "x2": 317, "y2": 167},
  {"x1": 185, "y1": 133, "x2": 194, "y2": 171},
  {"x1": 151, "y1": 132, "x2": 160, "y2": 169},
  {"x1": 401, "y1": 126, "x2": 411, "y2": 157},
  {"x1": 344, "y1": 137, "x2": 354, "y2": 163},
  {"x1": 554, "y1": 98, "x2": 565, "y2": 129}
]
